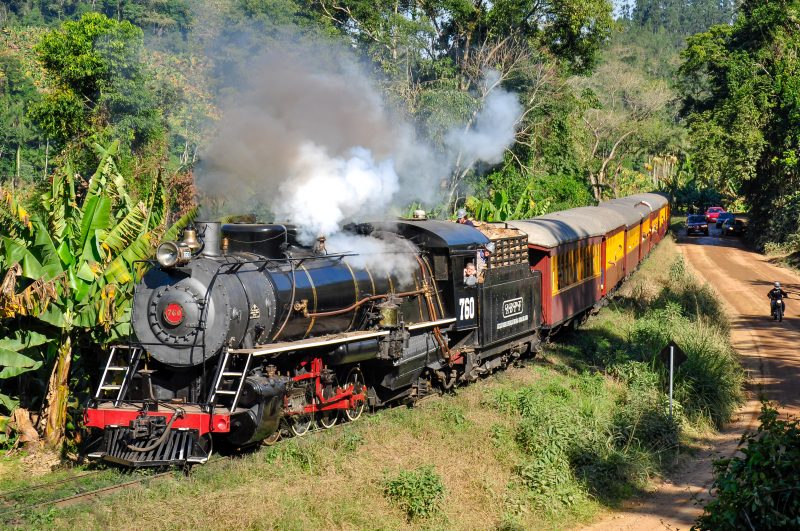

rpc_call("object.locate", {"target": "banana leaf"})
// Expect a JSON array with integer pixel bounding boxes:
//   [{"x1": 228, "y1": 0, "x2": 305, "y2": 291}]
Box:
[
  {"x1": 104, "y1": 233, "x2": 153, "y2": 284},
  {"x1": 78, "y1": 196, "x2": 112, "y2": 258},
  {"x1": 161, "y1": 207, "x2": 199, "y2": 242},
  {"x1": 0, "y1": 330, "x2": 50, "y2": 351},
  {"x1": 0, "y1": 191, "x2": 29, "y2": 240},
  {"x1": 32, "y1": 217, "x2": 65, "y2": 279},
  {"x1": 0, "y1": 394, "x2": 16, "y2": 413},
  {"x1": 100, "y1": 202, "x2": 148, "y2": 255},
  {"x1": 143, "y1": 170, "x2": 167, "y2": 232},
  {"x1": 1, "y1": 237, "x2": 47, "y2": 281},
  {"x1": 35, "y1": 302, "x2": 68, "y2": 328},
  {"x1": 0, "y1": 346, "x2": 43, "y2": 379}
]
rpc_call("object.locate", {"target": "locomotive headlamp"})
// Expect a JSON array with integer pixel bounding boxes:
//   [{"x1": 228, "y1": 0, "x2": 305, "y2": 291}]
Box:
[{"x1": 157, "y1": 241, "x2": 192, "y2": 268}]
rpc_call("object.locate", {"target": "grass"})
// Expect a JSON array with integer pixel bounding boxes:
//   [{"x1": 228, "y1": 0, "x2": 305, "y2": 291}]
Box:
[{"x1": 0, "y1": 235, "x2": 744, "y2": 530}]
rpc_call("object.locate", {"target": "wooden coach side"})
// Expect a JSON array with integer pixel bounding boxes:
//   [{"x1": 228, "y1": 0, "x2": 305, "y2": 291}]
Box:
[
  {"x1": 510, "y1": 212, "x2": 607, "y2": 329},
  {"x1": 596, "y1": 201, "x2": 644, "y2": 280},
  {"x1": 562, "y1": 206, "x2": 629, "y2": 296}
]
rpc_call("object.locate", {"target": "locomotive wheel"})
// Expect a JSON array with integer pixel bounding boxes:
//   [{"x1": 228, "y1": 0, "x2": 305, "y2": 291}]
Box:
[
  {"x1": 318, "y1": 371, "x2": 340, "y2": 429},
  {"x1": 290, "y1": 414, "x2": 313, "y2": 436},
  {"x1": 344, "y1": 367, "x2": 366, "y2": 422},
  {"x1": 318, "y1": 411, "x2": 338, "y2": 429}
]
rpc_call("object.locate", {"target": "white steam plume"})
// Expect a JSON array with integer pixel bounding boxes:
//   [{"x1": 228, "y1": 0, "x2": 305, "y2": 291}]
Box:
[
  {"x1": 273, "y1": 144, "x2": 399, "y2": 243},
  {"x1": 196, "y1": 43, "x2": 521, "y2": 278},
  {"x1": 446, "y1": 72, "x2": 523, "y2": 167}
]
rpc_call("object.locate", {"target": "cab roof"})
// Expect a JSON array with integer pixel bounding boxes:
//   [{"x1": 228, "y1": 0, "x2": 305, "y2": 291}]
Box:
[{"x1": 382, "y1": 219, "x2": 490, "y2": 250}]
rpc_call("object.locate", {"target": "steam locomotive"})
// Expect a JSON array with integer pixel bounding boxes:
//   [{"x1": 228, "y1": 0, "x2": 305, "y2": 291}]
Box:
[{"x1": 84, "y1": 193, "x2": 669, "y2": 468}]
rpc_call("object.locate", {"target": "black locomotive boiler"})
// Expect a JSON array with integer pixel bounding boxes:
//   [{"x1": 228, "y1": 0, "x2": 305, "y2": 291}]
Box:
[{"x1": 84, "y1": 219, "x2": 541, "y2": 467}]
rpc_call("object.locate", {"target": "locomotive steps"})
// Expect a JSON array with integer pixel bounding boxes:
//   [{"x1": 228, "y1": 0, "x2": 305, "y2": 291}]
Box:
[{"x1": 1, "y1": 236, "x2": 743, "y2": 529}]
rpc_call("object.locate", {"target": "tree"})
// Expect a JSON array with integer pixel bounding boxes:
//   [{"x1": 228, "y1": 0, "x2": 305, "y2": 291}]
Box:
[
  {"x1": 0, "y1": 141, "x2": 194, "y2": 448},
  {"x1": 629, "y1": 0, "x2": 736, "y2": 39},
  {"x1": 315, "y1": 0, "x2": 613, "y2": 76},
  {"x1": 28, "y1": 12, "x2": 165, "y2": 162},
  {"x1": 0, "y1": 47, "x2": 45, "y2": 188},
  {"x1": 572, "y1": 48, "x2": 675, "y2": 200},
  {"x1": 678, "y1": 0, "x2": 800, "y2": 247}
]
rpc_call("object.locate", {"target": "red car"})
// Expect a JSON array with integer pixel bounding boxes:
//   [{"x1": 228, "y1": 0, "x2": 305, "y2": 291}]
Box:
[{"x1": 705, "y1": 206, "x2": 725, "y2": 222}]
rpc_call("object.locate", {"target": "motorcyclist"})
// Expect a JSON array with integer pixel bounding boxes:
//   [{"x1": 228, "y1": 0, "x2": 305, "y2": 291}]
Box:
[{"x1": 767, "y1": 281, "x2": 788, "y2": 321}]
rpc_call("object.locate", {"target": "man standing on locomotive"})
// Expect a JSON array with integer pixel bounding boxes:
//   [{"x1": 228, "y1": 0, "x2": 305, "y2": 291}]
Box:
[{"x1": 456, "y1": 208, "x2": 475, "y2": 227}]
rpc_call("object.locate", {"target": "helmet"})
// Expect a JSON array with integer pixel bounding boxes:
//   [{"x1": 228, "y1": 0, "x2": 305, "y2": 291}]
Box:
[
  {"x1": 456, "y1": 208, "x2": 467, "y2": 219},
  {"x1": 775, "y1": 281, "x2": 781, "y2": 288}
]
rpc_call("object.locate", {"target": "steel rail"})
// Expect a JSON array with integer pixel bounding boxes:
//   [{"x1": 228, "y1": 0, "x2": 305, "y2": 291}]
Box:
[{"x1": 0, "y1": 472, "x2": 172, "y2": 519}]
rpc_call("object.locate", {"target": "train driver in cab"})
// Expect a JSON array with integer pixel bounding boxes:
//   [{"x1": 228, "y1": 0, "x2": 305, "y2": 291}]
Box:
[{"x1": 464, "y1": 262, "x2": 478, "y2": 286}]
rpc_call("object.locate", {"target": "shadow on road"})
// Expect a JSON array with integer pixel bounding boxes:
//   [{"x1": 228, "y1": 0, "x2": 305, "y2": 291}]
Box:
[
  {"x1": 730, "y1": 311, "x2": 800, "y2": 412},
  {"x1": 675, "y1": 232, "x2": 755, "y2": 252}
]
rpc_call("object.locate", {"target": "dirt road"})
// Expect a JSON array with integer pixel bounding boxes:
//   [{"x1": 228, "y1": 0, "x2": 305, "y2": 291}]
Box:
[{"x1": 584, "y1": 233, "x2": 800, "y2": 530}]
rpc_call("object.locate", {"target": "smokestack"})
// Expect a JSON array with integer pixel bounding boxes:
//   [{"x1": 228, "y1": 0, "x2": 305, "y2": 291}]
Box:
[{"x1": 197, "y1": 221, "x2": 221, "y2": 257}]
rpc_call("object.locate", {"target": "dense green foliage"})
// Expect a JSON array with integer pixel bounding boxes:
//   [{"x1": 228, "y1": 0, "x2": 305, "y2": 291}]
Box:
[
  {"x1": 0, "y1": 143, "x2": 194, "y2": 444},
  {"x1": 624, "y1": 0, "x2": 735, "y2": 40},
  {"x1": 1, "y1": 0, "x2": 711, "y2": 214},
  {"x1": 679, "y1": 0, "x2": 800, "y2": 247},
  {"x1": 696, "y1": 404, "x2": 800, "y2": 530}
]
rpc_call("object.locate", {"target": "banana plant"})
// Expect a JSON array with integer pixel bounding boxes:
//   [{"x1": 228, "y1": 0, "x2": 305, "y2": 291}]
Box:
[
  {"x1": 0, "y1": 141, "x2": 196, "y2": 447},
  {"x1": 467, "y1": 184, "x2": 539, "y2": 222}
]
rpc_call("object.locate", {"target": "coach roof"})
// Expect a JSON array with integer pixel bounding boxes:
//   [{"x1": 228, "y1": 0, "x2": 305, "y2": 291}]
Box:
[
  {"x1": 509, "y1": 209, "x2": 609, "y2": 248},
  {"x1": 611, "y1": 193, "x2": 669, "y2": 212},
  {"x1": 596, "y1": 201, "x2": 646, "y2": 227},
  {"x1": 567, "y1": 206, "x2": 628, "y2": 233}
]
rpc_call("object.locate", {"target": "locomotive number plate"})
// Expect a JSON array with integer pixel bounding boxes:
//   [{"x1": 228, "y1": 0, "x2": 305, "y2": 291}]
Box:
[{"x1": 458, "y1": 297, "x2": 475, "y2": 320}]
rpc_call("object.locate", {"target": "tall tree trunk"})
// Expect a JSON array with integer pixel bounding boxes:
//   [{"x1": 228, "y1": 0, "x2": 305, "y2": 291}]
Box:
[
  {"x1": 43, "y1": 138, "x2": 50, "y2": 179},
  {"x1": 43, "y1": 335, "x2": 72, "y2": 449},
  {"x1": 14, "y1": 144, "x2": 20, "y2": 191}
]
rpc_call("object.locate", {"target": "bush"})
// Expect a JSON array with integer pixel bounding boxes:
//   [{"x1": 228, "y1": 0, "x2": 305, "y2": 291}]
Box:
[
  {"x1": 493, "y1": 374, "x2": 660, "y2": 512},
  {"x1": 696, "y1": 404, "x2": 800, "y2": 530},
  {"x1": 383, "y1": 465, "x2": 445, "y2": 521},
  {"x1": 673, "y1": 327, "x2": 744, "y2": 427}
]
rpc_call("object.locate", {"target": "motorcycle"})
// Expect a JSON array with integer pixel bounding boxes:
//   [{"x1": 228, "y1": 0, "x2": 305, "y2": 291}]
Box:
[{"x1": 771, "y1": 298, "x2": 785, "y2": 322}]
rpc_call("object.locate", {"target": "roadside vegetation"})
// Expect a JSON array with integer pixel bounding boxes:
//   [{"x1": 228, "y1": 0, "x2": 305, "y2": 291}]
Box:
[
  {"x1": 0, "y1": 235, "x2": 744, "y2": 529},
  {"x1": 695, "y1": 404, "x2": 800, "y2": 529}
]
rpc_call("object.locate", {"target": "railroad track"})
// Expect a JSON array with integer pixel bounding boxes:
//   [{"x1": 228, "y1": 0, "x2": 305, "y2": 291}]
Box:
[{"x1": 0, "y1": 470, "x2": 172, "y2": 521}]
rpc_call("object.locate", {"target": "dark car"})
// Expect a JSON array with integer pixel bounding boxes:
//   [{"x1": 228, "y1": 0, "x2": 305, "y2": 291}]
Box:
[
  {"x1": 722, "y1": 217, "x2": 747, "y2": 236},
  {"x1": 687, "y1": 214, "x2": 709, "y2": 236},
  {"x1": 716, "y1": 212, "x2": 735, "y2": 229},
  {"x1": 705, "y1": 206, "x2": 725, "y2": 222}
]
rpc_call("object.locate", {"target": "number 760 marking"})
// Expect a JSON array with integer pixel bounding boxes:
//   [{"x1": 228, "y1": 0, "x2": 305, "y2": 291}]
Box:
[{"x1": 459, "y1": 297, "x2": 475, "y2": 320}]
